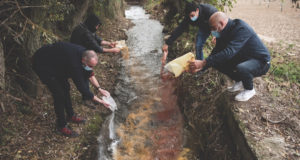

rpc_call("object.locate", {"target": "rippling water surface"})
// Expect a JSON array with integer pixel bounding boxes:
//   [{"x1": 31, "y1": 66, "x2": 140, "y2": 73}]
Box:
[{"x1": 98, "y1": 6, "x2": 191, "y2": 160}]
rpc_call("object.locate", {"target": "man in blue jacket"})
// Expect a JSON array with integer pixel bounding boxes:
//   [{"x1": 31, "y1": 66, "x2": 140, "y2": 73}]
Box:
[
  {"x1": 189, "y1": 12, "x2": 271, "y2": 101},
  {"x1": 162, "y1": 2, "x2": 218, "y2": 63},
  {"x1": 33, "y1": 42, "x2": 110, "y2": 137}
]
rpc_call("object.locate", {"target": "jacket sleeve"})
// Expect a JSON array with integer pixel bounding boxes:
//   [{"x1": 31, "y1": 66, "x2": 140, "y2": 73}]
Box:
[
  {"x1": 82, "y1": 32, "x2": 103, "y2": 53},
  {"x1": 165, "y1": 17, "x2": 190, "y2": 45},
  {"x1": 205, "y1": 27, "x2": 252, "y2": 68},
  {"x1": 94, "y1": 34, "x2": 102, "y2": 45},
  {"x1": 70, "y1": 67, "x2": 94, "y2": 100}
]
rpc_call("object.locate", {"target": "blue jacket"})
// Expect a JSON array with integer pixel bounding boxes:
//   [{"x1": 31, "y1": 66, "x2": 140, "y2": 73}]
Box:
[
  {"x1": 32, "y1": 42, "x2": 94, "y2": 100},
  {"x1": 205, "y1": 19, "x2": 271, "y2": 68},
  {"x1": 165, "y1": 4, "x2": 217, "y2": 45}
]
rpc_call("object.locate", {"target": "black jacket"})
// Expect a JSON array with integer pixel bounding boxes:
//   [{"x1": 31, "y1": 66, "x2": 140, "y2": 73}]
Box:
[
  {"x1": 70, "y1": 23, "x2": 103, "y2": 53},
  {"x1": 32, "y1": 42, "x2": 94, "y2": 100},
  {"x1": 205, "y1": 19, "x2": 271, "y2": 68},
  {"x1": 165, "y1": 4, "x2": 218, "y2": 45}
]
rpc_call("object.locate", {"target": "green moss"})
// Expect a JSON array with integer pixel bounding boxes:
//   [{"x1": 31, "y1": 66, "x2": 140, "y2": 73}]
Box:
[
  {"x1": 145, "y1": 0, "x2": 163, "y2": 10},
  {"x1": 87, "y1": 114, "x2": 103, "y2": 136}
]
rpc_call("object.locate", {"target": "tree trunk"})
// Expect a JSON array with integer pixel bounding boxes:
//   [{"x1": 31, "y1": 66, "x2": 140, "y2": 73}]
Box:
[
  {"x1": 0, "y1": 41, "x2": 4, "y2": 90},
  {"x1": 69, "y1": 0, "x2": 92, "y2": 31}
]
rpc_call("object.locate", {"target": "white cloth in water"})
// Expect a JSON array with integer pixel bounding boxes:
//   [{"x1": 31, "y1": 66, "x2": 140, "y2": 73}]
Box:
[{"x1": 102, "y1": 96, "x2": 117, "y2": 111}]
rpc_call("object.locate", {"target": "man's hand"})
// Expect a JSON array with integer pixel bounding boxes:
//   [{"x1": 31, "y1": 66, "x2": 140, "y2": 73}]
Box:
[
  {"x1": 188, "y1": 60, "x2": 206, "y2": 73},
  {"x1": 162, "y1": 44, "x2": 168, "y2": 52},
  {"x1": 211, "y1": 37, "x2": 216, "y2": 45},
  {"x1": 98, "y1": 88, "x2": 110, "y2": 96},
  {"x1": 93, "y1": 95, "x2": 110, "y2": 108},
  {"x1": 161, "y1": 51, "x2": 168, "y2": 65},
  {"x1": 111, "y1": 48, "x2": 121, "y2": 53},
  {"x1": 109, "y1": 42, "x2": 117, "y2": 48},
  {"x1": 101, "y1": 100, "x2": 110, "y2": 108},
  {"x1": 98, "y1": 88, "x2": 110, "y2": 97}
]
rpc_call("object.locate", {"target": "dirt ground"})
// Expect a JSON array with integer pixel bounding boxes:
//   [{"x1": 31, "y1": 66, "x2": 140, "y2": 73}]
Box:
[
  {"x1": 225, "y1": 0, "x2": 300, "y2": 159},
  {"x1": 149, "y1": 1, "x2": 300, "y2": 159},
  {"x1": 0, "y1": 17, "x2": 131, "y2": 160},
  {"x1": 228, "y1": 0, "x2": 300, "y2": 56}
]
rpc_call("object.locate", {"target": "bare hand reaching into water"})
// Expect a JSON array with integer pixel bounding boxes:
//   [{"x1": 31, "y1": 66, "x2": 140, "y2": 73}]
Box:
[
  {"x1": 109, "y1": 42, "x2": 117, "y2": 48},
  {"x1": 93, "y1": 95, "x2": 110, "y2": 108},
  {"x1": 188, "y1": 60, "x2": 206, "y2": 73},
  {"x1": 98, "y1": 88, "x2": 110, "y2": 97},
  {"x1": 161, "y1": 51, "x2": 168, "y2": 65},
  {"x1": 101, "y1": 100, "x2": 110, "y2": 108},
  {"x1": 161, "y1": 44, "x2": 169, "y2": 65}
]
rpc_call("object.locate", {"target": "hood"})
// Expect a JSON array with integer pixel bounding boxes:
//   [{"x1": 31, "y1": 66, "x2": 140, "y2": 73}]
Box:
[{"x1": 84, "y1": 14, "x2": 102, "y2": 33}]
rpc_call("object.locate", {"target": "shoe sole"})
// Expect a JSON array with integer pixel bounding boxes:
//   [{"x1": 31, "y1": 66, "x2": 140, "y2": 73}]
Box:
[
  {"x1": 235, "y1": 94, "x2": 255, "y2": 102},
  {"x1": 228, "y1": 88, "x2": 243, "y2": 93}
]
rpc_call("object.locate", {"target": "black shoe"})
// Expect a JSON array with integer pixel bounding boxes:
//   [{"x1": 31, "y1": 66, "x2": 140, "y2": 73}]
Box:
[{"x1": 58, "y1": 125, "x2": 79, "y2": 137}]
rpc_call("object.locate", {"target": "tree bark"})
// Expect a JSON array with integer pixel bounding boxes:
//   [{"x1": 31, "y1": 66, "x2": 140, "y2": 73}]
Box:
[{"x1": 0, "y1": 41, "x2": 4, "y2": 90}]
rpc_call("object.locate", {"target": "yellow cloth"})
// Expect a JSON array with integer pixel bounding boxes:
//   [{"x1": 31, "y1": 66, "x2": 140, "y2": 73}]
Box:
[
  {"x1": 164, "y1": 52, "x2": 195, "y2": 77},
  {"x1": 116, "y1": 40, "x2": 129, "y2": 59}
]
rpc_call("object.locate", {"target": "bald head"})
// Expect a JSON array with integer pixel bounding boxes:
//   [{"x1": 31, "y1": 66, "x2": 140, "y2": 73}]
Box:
[
  {"x1": 209, "y1": 12, "x2": 229, "y2": 32},
  {"x1": 82, "y1": 50, "x2": 98, "y2": 67}
]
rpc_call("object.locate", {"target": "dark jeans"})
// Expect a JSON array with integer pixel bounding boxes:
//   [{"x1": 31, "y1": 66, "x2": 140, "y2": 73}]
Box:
[
  {"x1": 196, "y1": 28, "x2": 210, "y2": 60},
  {"x1": 34, "y1": 71, "x2": 74, "y2": 128},
  {"x1": 214, "y1": 57, "x2": 270, "y2": 90}
]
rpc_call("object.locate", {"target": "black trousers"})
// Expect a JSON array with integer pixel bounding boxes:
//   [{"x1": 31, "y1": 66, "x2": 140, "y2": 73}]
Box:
[
  {"x1": 34, "y1": 71, "x2": 74, "y2": 128},
  {"x1": 214, "y1": 57, "x2": 270, "y2": 90}
]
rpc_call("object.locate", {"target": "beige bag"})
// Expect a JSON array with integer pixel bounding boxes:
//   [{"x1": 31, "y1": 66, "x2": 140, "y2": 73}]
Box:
[
  {"x1": 164, "y1": 52, "x2": 195, "y2": 77},
  {"x1": 116, "y1": 40, "x2": 129, "y2": 59}
]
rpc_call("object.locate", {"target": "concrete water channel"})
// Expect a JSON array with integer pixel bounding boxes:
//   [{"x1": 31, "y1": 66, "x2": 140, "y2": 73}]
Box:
[{"x1": 97, "y1": 6, "x2": 201, "y2": 160}]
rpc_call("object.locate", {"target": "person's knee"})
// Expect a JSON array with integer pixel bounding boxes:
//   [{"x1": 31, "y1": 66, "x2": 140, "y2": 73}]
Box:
[{"x1": 236, "y1": 63, "x2": 250, "y2": 74}]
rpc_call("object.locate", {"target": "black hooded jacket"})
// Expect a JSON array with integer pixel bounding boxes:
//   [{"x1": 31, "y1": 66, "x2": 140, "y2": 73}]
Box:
[{"x1": 70, "y1": 14, "x2": 103, "y2": 53}]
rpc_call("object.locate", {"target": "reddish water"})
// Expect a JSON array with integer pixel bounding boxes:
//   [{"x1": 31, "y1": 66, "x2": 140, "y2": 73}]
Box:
[
  {"x1": 100, "y1": 6, "x2": 190, "y2": 160},
  {"x1": 114, "y1": 79, "x2": 186, "y2": 160}
]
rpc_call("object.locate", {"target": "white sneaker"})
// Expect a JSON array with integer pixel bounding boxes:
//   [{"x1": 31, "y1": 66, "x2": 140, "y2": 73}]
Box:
[
  {"x1": 235, "y1": 89, "x2": 256, "y2": 102},
  {"x1": 227, "y1": 81, "x2": 243, "y2": 92}
]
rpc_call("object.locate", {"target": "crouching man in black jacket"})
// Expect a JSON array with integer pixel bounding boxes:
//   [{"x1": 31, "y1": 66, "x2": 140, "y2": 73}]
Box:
[
  {"x1": 189, "y1": 12, "x2": 271, "y2": 102},
  {"x1": 70, "y1": 14, "x2": 120, "y2": 54},
  {"x1": 32, "y1": 42, "x2": 110, "y2": 137}
]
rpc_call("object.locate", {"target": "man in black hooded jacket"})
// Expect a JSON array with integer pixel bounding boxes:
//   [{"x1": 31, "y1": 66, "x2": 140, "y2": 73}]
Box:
[{"x1": 70, "y1": 14, "x2": 120, "y2": 54}]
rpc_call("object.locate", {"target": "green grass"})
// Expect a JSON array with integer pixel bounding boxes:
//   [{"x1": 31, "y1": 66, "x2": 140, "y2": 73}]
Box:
[
  {"x1": 271, "y1": 62, "x2": 300, "y2": 83},
  {"x1": 269, "y1": 47, "x2": 300, "y2": 84}
]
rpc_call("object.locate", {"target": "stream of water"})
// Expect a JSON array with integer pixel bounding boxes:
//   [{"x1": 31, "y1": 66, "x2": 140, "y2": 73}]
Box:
[{"x1": 97, "y1": 6, "x2": 196, "y2": 160}]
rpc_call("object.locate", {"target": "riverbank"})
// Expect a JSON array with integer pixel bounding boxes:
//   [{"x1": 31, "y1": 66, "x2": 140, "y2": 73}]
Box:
[
  {"x1": 0, "y1": 17, "x2": 131, "y2": 160},
  {"x1": 145, "y1": 1, "x2": 300, "y2": 159}
]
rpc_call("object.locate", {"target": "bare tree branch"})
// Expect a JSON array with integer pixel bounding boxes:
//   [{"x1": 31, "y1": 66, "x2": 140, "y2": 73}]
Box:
[
  {"x1": 0, "y1": 9, "x2": 19, "y2": 26},
  {"x1": 14, "y1": 0, "x2": 61, "y2": 40},
  {"x1": 0, "y1": 5, "x2": 47, "y2": 14},
  {"x1": 15, "y1": 19, "x2": 28, "y2": 38}
]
